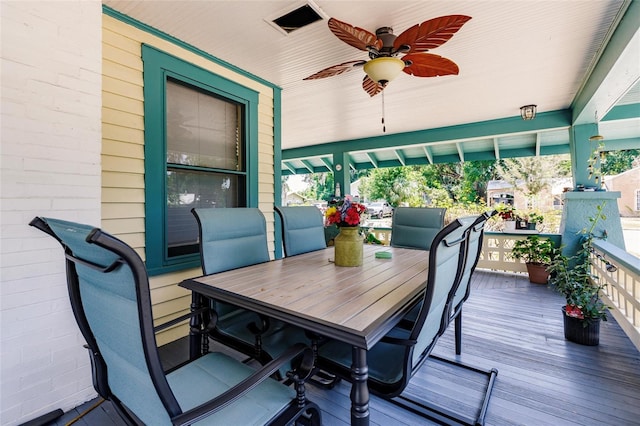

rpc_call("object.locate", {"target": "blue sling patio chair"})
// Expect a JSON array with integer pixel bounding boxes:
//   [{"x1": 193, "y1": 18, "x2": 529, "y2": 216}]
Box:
[
  {"x1": 446, "y1": 210, "x2": 496, "y2": 355},
  {"x1": 29, "y1": 216, "x2": 321, "y2": 426},
  {"x1": 191, "y1": 208, "x2": 310, "y2": 375},
  {"x1": 274, "y1": 205, "x2": 339, "y2": 387},
  {"x1": 274, "y1": 206, "x2": 327, "y2": 257},
  {"x1": 317, "y1": 216, "x2": 498, "y2": 425},
  {"x1": 397, "y1": 210, "x2": 495, "y2": 355},
  {"x1": 390, "y1": 207, "x2": 447, "y2": 250}
]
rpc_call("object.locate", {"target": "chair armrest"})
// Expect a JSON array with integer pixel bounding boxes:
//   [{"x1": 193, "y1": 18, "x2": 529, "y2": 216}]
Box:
[
  {"x1": 380, "y1": 335, "x2": 417, "y2": 346},
  {"x1": 171, "y1": 343, "x2": 311, "y2": 426},
  {"x1": 153, "y1": 307, "x2": 209, "y2": 333}
]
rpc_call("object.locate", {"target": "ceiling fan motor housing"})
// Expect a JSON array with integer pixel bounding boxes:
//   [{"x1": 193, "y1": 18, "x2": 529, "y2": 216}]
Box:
[{"x1": 373, "y1": 27, "x2": 397, "y2": 57}]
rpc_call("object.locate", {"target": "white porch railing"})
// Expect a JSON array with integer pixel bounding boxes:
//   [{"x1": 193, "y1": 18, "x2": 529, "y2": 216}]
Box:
[
  {"x1": 366, "y1": 228, "x2": 562, "y2": 274},
  {"x1": 476, "y1": 232, "x2": 562, "y2": 273},
  {"x1": 592, "y1": 240, "x2": 640, "y2": 352}
]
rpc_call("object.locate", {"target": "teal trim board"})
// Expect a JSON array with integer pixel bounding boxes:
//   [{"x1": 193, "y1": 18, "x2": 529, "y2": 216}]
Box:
[
  {"x1": 282, "y1": 110, "x2": 572, "y2": 160},
  {"x1": 274, "y1": 87, "x2": 283, "y2": 259}
]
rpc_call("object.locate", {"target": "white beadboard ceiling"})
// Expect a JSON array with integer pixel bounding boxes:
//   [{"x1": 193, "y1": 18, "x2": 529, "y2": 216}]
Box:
[{"x1": 103, "y1": 0, "x2": 639, "y2": 156}]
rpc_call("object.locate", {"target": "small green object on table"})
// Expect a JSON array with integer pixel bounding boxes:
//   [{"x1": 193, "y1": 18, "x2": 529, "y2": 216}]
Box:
[{"x1": 375, "y1": 251, "x2": 392, "y2": 259}]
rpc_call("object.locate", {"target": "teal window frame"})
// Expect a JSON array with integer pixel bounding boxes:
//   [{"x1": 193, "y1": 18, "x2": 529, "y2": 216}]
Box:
[{"x1": 142, "y1": 45, "x2": 259, "y2": 275}]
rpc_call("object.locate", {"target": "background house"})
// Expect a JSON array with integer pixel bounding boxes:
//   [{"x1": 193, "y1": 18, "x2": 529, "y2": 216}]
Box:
[
  {"x1": 486, "y1": 178, "x2": 572, "y2": 211},
  {"x1": 605, "y1": 167, "x2": 640, "y2": 217},
  {"x1": 283, "y1": 191, "x2": 308, "y2": 205}
]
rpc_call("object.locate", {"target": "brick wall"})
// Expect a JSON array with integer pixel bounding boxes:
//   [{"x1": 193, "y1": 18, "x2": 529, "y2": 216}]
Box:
[{"x1": 0, "y1": 3, "x2": 103, "y2": 425}]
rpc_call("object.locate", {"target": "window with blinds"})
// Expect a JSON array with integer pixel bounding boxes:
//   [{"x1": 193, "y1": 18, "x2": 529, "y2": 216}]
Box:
[{"x1": 165, "y1": 79, "x2": 246, "y2": 258}]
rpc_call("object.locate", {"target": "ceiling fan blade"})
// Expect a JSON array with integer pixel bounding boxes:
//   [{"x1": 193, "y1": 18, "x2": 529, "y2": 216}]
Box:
[
  {"x1": 362, "y1": 76, "x2": 386, "y2": 97},
  {"x1": 328, "y1": 17, "x2": 383, "y2": 52},
  {"x1": 303, "y1": 60, "x2": 367, "y2": 80},
  {"x1": 393, "y1": 15, "x2": 471, "y2": 53},
  {"x1": 402, "y1": 53, "x2": 459, "y2": 77}
]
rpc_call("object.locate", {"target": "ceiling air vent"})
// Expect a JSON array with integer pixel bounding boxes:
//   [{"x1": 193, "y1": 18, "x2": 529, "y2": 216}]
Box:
[{"x1": 267, "y1": 1, "x2": 326, "y2": 35}]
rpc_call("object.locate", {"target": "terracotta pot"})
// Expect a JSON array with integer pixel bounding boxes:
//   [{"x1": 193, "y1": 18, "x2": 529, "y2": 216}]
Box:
[
  {"x1": 334, "y1": 226, "x2": 363, "y2": 267},
  {"x1": 525, "y1": 262, "x2": 550, "y2": 284},
  {"x1": 562, "y1": 306, "x2": 600, "y2": 346}
]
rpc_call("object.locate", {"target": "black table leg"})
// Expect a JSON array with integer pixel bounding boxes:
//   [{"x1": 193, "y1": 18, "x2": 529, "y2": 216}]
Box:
[
  {"x1": 351, "y1": 346, "x2": 369, "y2": 425},
  {"x1": 189, "y1": 292, "x2": 203, "y2": 359}
]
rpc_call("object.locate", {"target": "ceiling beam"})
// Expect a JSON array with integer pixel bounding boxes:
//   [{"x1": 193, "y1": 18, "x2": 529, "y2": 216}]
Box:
[
  {"x1": 320, "y1": 157, "x2": 333, "y2": 171},
  {"x1": 493, "y1": 138, "x2": 500, "y2": 160},
  {"x1": 282, "y1": 161, "x2": 296, "y2": 174},
  {"x1": 282, "y1": 110, "x2": 572, "y2": 160},
  {"x1": 535, "y1": 133, "x2": 541, "y2": 157},
  {"x1": 366, "y1": 152, "x2": 378, "y2": 168},
  {"x1": 422, "y1": 146, "x2": 433, "y2": 164},
  {"x1": 300, "y1": 159, "x2": 314, "y2": 173},
  {"x1": 394, "y1": 150, "x2": 406, "y2": 166},
  {"x1": 572, "y1": 1, "x2": 640, "y2": 124},
  {"x1": 455, "y1": 142, "x2": 464, "y2": 163}
]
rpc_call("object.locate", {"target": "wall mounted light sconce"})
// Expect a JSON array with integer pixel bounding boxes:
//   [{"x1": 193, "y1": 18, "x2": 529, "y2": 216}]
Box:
[{"x1": 520, "y1": 104, "x2": 537, "y2": 120}]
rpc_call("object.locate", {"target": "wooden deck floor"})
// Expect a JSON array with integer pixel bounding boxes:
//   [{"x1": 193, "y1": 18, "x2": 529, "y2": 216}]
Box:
[{"x1": 48, "y1": 270, "x2": 640, "y2": 426}]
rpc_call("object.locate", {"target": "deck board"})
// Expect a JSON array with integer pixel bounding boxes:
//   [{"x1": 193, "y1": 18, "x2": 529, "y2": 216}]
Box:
[{"x1": 48, "y1": 270, "x2": 640, "y2": 426}]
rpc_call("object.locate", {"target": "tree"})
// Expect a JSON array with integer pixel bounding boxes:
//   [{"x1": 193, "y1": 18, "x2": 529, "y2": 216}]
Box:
[
  {"x1": 496, "y1": 155, "x2": 569, "y2": 198},
  {"x1": 303, "y1": 172, "x2": 334, "y2": 201},
  {"x1": 602, "y1": 149, "x2": 640, "y2": 175},
  {"x1": 460, "y1": 160, "x2": 499, "y2": 202},
  {"x1": 359, "y1": 167, "x2": 425, "y2": 206}
]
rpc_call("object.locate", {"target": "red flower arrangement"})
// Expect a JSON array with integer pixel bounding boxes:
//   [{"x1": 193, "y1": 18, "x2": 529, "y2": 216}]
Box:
[
  {"x1": 325, "y1": 196, "x2": 366, "y2": 227},
  {"x1": 496, "y1": 203, "x2": 516, "y2": 220},
  {"x1": 564, "y1": 304, "x2": 585, "y2": 320}
]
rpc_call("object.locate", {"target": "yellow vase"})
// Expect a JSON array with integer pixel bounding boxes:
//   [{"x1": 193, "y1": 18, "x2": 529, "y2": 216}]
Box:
[{"x1": 334, "y1": 226, "x2": 363, "y2": 267}]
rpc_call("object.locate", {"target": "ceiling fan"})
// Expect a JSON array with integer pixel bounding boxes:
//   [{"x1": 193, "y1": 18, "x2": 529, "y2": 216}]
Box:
[{"x1": 303, "y1": 15, "x2": 472, "y2": 97}]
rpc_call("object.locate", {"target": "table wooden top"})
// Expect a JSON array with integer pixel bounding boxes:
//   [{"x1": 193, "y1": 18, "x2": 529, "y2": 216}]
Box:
[{"x1": 180, "y1": 245, "x2": 429, "y2": 349}]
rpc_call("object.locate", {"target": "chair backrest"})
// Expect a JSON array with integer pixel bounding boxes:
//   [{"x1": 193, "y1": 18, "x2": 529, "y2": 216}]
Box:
[
  {"x1": 451, "y1": 213, "x2": 490, "y2": 311},
  {"x1": 29, "y1": 217, "x2": 180, "y2": 425},
  {"x1": 390, "y1": 207, "x2": 447, "y2": 250},
  {"x1": 191, "y1": 208, "x2": 270, "y2": 274},
  {"x1": 408, "y1": 216, "x2": 476, "y2": 368},
  {"x1": 275, "y1": 206, "x2": 327, "y2": 256}
]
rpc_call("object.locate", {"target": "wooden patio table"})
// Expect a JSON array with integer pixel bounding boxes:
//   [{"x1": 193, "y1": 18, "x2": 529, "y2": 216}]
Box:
[{"x1": 180, "y1": 244, "x2": 429, "y2": 426}]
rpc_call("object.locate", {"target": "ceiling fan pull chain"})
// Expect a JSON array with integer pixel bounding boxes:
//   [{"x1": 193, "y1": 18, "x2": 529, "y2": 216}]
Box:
[{"x1": 381, "y1": 90, "x2": 386, "y2": 132}]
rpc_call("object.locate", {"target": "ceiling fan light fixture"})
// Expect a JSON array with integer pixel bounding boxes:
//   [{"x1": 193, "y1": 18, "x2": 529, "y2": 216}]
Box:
[
  {"x1": 363, "y1": 57, "x2": 405, "y2": 84},
  {"x1": 520, "y1": 104, "x2": 537, "y2": 120}
]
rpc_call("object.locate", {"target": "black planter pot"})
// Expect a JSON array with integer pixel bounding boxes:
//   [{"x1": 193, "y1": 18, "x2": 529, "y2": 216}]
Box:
[{"x1": 562, "y1": 307, "x2": 600, "y2": 346}]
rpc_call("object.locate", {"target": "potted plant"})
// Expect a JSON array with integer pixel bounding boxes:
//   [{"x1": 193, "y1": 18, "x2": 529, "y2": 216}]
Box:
[
  {"x1": 526, "y1": 212, "x2": 544, "y2": 230},
  {"x1": 511, "y1": 235, "x2": 555, "y2": 284},
  {"x1": 547, "y1": 203, "x2": 609, "y2": 345},
  {"x1": 496, "y1": 203, "x2": 516, "y2": 231},
  {"x1": 325, "y1": 195, "x2": 367, "y2": 266}
]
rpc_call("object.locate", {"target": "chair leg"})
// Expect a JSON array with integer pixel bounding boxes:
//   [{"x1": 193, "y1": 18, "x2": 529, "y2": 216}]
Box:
[
  {"x1": 421, "y1": 355, "x2": 498, "y2": 425},
  {"x1": 455, "y1": 312, "x2": 462, "y2": 355}
]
